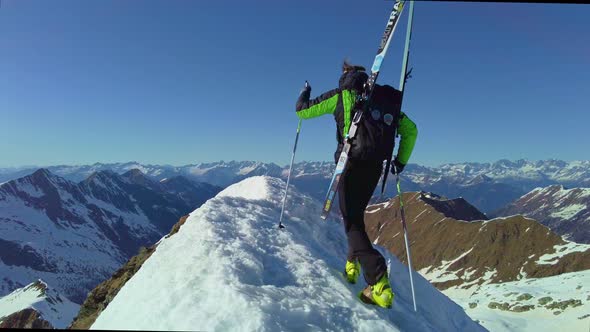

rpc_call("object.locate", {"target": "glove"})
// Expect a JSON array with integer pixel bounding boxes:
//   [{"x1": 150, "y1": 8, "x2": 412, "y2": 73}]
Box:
[
  {"x1": 390, "y1": 158, "x2": 406, "y2": 175},
  {"x1": 300, "y1": 81, "x2": 311, "y2": 95}
]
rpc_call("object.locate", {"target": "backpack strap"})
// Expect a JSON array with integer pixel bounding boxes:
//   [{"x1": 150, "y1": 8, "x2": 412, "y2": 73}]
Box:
[
  {"x1": 380, "y1": 113, "x2": 400, "y2": 196},
  {"x1": 380, "y1": 144, "x2": 395, "y2": 196}
]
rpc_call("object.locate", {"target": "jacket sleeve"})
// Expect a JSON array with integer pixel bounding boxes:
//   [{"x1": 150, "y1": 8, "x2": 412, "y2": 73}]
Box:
[
  {"x1": 396, "y1": 112, "x2": 418, "y2": 165},
  {"x1": 296, "y1": 88, "x2": 340, "y2": 119}
]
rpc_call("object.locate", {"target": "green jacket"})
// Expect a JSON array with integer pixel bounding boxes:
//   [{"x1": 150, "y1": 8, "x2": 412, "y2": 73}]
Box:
[{"x1": 296, "y1": 86, "x2": 417, "y2": 165}]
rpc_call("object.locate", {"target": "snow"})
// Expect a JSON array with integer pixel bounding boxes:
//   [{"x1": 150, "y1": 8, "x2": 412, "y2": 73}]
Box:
[
  {"x1": 536, "y1": 241, "x2": 590, "y2": 265},
  {"x1": 15, "y1": 181, "x2": 45, "y2": 198},
  {"x1": 188, "y1": 165, "x2": 217, "y2": 176},
  {"x1": 237, "y1": 165, "x2": 258, "y2": 175},
  {"x1": 518, "y1": 266, "x2": 528, "y2": 280},
  {"x1": 216, "y1": 176, "x2": 270, "y2": 201},
  {"x1": 365, "y1": 206, "x2": 382, "y2": 214},
  {"x1": 433, "y1": 217, "x2": 447, "y2": 227},
  {"x1": 85, "y1": 196, "x2": 157, "y2": 236},
  {"x1": 0, "y1": 281, "x2": 79, "y2": 328},
  {"x1": 414, "y1": 209, "x2": 428, "y2": 221},
  {"x1": 418, "y1": 248, "x2": 474, "y2": 284},
  {"x1": 91, "y1": 176, "x2": 483, "y2": 331},
  {"x1": 443, "y1": 270, "x2": 590, "y2": 332},
  {"x1": 549, "y1": 203, "x2": 586, "y2": 220}
]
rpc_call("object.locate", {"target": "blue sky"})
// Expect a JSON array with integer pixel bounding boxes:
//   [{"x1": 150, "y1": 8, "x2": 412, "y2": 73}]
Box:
[{"x1": 1, "y1": 0, "x2": 588, "y2": 167}]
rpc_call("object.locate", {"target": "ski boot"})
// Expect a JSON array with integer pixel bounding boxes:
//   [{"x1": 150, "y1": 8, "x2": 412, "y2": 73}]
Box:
[
  {"x1": 358, "y1": 273, "x2": 394, "y2": 309},
  {"x1": 344, "y1": 259, "x2": 361, "y2": 284}
]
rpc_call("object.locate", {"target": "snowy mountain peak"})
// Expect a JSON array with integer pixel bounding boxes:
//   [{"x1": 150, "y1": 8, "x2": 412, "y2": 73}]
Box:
[
  {"x1": 122, "y1": 168, "x2": 144, "y2": 177},
  {"x1": 83, "y1": 170, "x2": 120, "y2": 185},
  {"x1": 31, "y1": 168, "x2": 52, "y2": 179},
  {"x1": 88, "y1": 176, "x2": 483, "y2": 331},
  {"x1": 80, "y1": 170, "x2": 127, "y2": 197},
  {"x1": 216, "y1": 175, "x2": 275, "y2": 201},
  {"x1": 120, "y1": 169, "x2": 157, "y2": 188},
  {"x1": 121, "y1": 168, "x2": 147, "y2": 180},
  {"x1": 466, "y1": 174, "x2": 493, "y2": 185},
  {"x1": 26, "y1": 168, "x2": 72, "y2": 188},
  {"x1": 0, "y1": 280, "x2": 78, "y2": 329}
]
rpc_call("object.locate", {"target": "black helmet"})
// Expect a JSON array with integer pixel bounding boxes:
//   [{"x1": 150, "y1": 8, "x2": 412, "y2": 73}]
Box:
[{"x1": 339, "y1": 60, "x2": 368, "y2": 93}]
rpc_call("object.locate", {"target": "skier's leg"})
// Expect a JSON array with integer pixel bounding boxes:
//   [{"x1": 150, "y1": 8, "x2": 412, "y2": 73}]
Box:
[{"x1": 338, "y1": 160, "x2": 387, "y2": 285}]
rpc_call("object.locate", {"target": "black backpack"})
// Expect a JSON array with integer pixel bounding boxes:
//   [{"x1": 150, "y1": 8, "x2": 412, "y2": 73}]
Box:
[
  {"x1": 349, "y1": 84, "x2": 402, "y2": 189},
  {"x1": 350, "y1": 84, "x2": 402, "y2": 160}
]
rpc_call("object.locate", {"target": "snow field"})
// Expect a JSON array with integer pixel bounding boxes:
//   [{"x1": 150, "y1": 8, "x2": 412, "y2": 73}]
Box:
[{"x1": 443, "y1": 270, "x2": 590, "y2": 332}]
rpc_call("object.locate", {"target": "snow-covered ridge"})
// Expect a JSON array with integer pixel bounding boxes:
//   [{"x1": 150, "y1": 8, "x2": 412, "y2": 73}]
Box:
[
  {"x1": 216, "y1": 176, "x2": 270, "y2": 201},
  {"x1": 90, "y1": 176, "x2": 483, "y2": 331},
  {"x1": 527, "y1": 185, "x2": 590, "y2": 202},
  {"x1": 0, "y1": 280, "x2": 78, "y2": 329}
]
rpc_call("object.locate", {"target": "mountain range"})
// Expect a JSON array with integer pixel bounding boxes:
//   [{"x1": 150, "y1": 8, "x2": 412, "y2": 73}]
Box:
[
  {"x1": 1, "y1": 160, "x2": 589, "y2": 330},
  {"x1": 0, "y1": 168, "x2": 220, "y2": 304},
  {"x1": 493, "y1": 185, "x2": 590, "y2": 243},
  {"x1": 2, "y1": 159, "x2": 588, "y2": 214}
]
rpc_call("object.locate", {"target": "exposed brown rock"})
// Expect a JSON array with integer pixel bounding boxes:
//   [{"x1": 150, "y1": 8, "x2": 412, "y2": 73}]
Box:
[
  {"x1": 165, "y1": 214, "x2": 190, "y2": 239},
  {"x1": 68, "y1": 214, "x2": 189, "y2": 329},
  {"x1": 0, "y1": 308, "x2": 53, "y2": 329},
  {"x1": 365, "y1": 192, "x2": 590, "y2": 290}
]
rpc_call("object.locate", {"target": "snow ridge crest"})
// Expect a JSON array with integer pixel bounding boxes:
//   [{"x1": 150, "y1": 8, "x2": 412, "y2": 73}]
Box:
[{"x1": 90, "y1": 176, "x2": 484, "y2": 332}]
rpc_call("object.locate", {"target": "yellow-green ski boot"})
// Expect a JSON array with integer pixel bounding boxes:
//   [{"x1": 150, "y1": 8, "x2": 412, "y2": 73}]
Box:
[
  {"x1": 358, "y1": 274, "x2": 394, "y2": 308},
  {"x1": 344, "y1": 260, "x2": 361, "y2": 284}
]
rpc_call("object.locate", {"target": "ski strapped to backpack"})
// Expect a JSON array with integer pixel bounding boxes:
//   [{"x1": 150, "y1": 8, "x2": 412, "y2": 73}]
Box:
[
  {"x1": 320, "y1": 0, "x2": 406, "y2": 220},
  {"x1": 380, "y1": 0, "x2": 416, "y2": 197}
]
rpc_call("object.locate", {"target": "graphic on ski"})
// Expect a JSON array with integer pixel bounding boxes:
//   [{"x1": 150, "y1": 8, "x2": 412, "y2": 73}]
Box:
[{"x1": 321, "y1": 0, "x2": 406, "y2": 220}]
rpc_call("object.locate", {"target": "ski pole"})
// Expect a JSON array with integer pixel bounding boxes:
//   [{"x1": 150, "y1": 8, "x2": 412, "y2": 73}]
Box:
[
  {"x1": 396, "y1": 172, "x2": 417, "y2": 312},
  {"x1": 278, "y1": 83, "x2": 307, "y2": 229}
]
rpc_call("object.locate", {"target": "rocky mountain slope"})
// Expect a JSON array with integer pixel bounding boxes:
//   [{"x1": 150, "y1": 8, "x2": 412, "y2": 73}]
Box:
[
  {"x1": 0, "y1": 169, "x2": 219, "y2": 304},
  {"x1": 493, "y1": 185, "x2": 590, "y2": 244},
  {"x1": 71, "y1": 177, "x2": 484, "y2": 331},
  {"x1": 364, "y1": 192, "x2": 590, "y2": 331}
]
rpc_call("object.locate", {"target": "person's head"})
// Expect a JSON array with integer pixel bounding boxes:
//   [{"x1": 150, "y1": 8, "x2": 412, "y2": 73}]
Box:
[{"x1": 339, "y1": 60, "x2": 368, "y2": 93}]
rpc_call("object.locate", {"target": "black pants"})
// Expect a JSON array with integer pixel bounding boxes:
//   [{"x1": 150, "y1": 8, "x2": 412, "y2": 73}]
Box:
[{"x1": 338, "y1": 159, "x2": 387, "y2": 285}]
